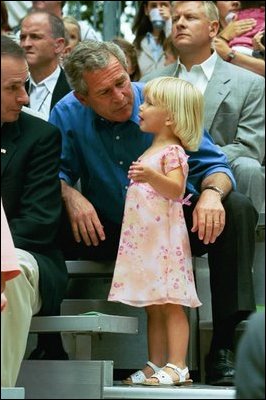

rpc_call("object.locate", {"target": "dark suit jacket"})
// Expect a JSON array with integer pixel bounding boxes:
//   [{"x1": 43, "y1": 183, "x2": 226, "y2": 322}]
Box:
[
  {"x1": 1, "y1": 112, "x2": 68, "y2": 315},
  {"x1": 25, "y1": 67, "x2": 71, "y2": 115}
]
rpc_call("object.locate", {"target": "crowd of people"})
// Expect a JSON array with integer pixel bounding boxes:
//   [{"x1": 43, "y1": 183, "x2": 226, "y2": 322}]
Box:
[{"x1": 1, "y1": 0, "x2": 265, "y2": 397}]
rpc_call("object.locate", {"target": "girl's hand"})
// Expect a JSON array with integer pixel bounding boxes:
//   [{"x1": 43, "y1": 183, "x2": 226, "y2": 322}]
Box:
[{"x1": 128, "y1": 161, "x2": 155, "y2": 183}]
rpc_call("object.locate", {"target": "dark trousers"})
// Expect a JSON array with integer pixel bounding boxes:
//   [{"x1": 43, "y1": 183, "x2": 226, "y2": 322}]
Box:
[{"x1": 183, "y1": 190, "x2": 257, "y2": 329}]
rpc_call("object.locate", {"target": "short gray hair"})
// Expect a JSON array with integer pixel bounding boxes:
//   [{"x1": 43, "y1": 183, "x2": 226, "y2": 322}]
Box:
[
  {"x1": 172, "y1": 1, "x2": 219, "y2": 22},
  {"x1": 23, "y1": 10, "x2": 65, "y2": 39},
  {"x1": 63, "y1": 40, "x2": 128, "y2": 95}
]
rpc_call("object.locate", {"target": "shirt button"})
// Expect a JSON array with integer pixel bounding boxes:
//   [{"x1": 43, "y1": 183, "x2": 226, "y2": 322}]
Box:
[
  {"x1": 119, "y1": 161, "x2": 123, "y2": 165},
  {"x1": 116, "y1": 136, "x2": 120, "y2": 140},
  {"x1": 125, "y1": 186, "x2": 128, "y2": 190}
]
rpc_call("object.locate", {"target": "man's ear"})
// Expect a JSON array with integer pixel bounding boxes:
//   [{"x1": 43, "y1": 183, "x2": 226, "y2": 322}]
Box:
[
  {"x1": 209, "y1": 20, "x2": 220, "y2": 39},
  {"x1": 74, "y1": 91, "x2": 89, "y2": 106},
  {"x1": 54, "y1": 38, "x2": 65, "y2": 54}
]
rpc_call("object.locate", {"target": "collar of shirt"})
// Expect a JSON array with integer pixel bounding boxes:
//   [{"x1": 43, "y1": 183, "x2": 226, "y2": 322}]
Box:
[
  {"x1": 29, "y1": 66, "x2": 61, "y2": 119},
  {"x1": 174, "y1": 51, "x2": 217, "y2": 93},
  {"x1": 29, "y1": 65, "x2": 61, "y2": 94}
]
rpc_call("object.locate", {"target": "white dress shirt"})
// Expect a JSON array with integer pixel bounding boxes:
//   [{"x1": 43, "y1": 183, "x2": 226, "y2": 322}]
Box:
[
  {"x1": 174, "y1": 51, "x2": 218, "y2": 94},
  {"x1": 28, "y1": 66, "x2": 61, "y2": 121}
]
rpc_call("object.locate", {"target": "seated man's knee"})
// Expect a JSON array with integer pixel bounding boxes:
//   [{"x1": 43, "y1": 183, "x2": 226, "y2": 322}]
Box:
[{"x1": 224, "y1": 191, "x2": 258, "y2": 221}]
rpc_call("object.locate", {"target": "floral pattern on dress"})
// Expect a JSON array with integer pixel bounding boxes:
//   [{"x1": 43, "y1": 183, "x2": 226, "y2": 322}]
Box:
[{"x1": 108, "y1": 145, "x2": 201, "y2": 308}]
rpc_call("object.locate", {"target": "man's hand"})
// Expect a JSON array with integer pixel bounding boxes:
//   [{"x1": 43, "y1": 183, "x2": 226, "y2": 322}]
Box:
[
  {"x1": 220, "y1": 18, "x2": 256, "y2": 41},
  {"x1": 191, "y1": 189, "x2": 225, "y2": 245},
  {"x1": 61, "y1": 182, "x2": 105, "y2": 246}
]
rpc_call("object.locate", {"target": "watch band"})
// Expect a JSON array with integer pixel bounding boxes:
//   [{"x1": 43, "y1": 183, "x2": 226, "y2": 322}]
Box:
[
  {"x1": 202, "y1": 185, "x2": 224, "y2": 199},
  {"x1": 226, "y1": 49, "x2": 236, "y2": 63}
]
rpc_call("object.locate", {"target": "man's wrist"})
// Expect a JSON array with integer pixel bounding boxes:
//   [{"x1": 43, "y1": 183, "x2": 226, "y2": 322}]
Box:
[
  {"x1": 219, "y1": 34, "x2": 230, "y2": 43},
  {"x1": 201, "y1": 185, "x2": 224, "y2": 200}
]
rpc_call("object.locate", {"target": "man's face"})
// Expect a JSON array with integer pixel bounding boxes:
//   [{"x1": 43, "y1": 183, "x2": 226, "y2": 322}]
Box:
[
  {"x1": 1, "y1": 56, "x2": 29, "y2": 122},
  {"x1": 216, "y1": 1, "x2": 241, "y2": 21},
  {"x1": 171, "y1": 1, "x2": 218, "y2": 52},
  {"x1": 75, "y1": 56, "x2": 134, "y2": 123},
  {"x1": 32, "y1": 1, "x2": 62, "y2": 15},
  {"x1": 20, "y1": 13, "x2": 60, "y2": 69}
]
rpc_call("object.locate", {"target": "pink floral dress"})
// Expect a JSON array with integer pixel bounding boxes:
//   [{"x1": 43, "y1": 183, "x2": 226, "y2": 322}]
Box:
[{"x1": 108, "y1": 145, "x2": 201, "y2": 308}]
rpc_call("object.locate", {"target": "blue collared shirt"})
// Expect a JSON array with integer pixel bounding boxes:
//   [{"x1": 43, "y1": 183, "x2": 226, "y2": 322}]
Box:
[{"x1": 49, "y1": 82, "x2": 235, "y2": 224}]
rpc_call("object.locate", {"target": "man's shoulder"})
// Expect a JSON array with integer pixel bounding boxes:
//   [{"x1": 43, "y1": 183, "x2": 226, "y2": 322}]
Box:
[
  {"x1": 53, "y1": 90, "x2": 80, "y2": 110},
  {"x1": 19, "y1": 111, "x2": 60, "y2": 135},
  {"x1": 140, "y1": 64, "x2": 177, "y2": 83}
]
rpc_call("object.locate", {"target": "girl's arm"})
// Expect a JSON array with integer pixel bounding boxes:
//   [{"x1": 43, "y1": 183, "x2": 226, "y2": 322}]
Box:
[
  {"x1": 128, "y1": 162, "x2": 185, "y2": 200},
  {"x1": 213, "y1": 37, "x2": 265, "y2": 77}
]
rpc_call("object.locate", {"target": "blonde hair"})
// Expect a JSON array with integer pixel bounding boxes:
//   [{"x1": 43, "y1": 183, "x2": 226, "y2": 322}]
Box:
[
  {"x1": 172, "y1": 1, "x2": 220, "y2": 22},
  {"x1": 144, "y1": 77, "x2": 204, "y2": 151}
]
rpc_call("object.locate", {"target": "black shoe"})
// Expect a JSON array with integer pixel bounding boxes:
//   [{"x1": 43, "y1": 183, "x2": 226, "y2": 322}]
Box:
[
  {"x1": 205, "y1": 348, "x2": 235, "y2": 386},
  {"x1": 28, "y1": 346, "x2": 69, "y2": 360}
]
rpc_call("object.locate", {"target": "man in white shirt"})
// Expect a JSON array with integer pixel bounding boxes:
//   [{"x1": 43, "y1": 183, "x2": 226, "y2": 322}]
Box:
[
  {"x1": 141, "y1": 0, "x2": 264, "y2": 386},
  {"x1": 20, "y1": 10, "x2": 70, "y2": 121}
]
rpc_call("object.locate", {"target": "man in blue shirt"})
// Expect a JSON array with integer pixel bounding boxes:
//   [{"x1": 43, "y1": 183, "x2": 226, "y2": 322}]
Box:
[{"x1": 49, "y1": 40, "x2": 258, "y2": 385}]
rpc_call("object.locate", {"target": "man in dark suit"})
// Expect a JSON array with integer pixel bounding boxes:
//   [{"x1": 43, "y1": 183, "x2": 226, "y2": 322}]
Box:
[
  {"x1": 20, "y1": 10, "x2": 71, "y2": 121},
  {"x1": 1, "y1": 35, "x2": 68, "y2": 386},
  {"x1": 18, "y1": 9, "x2": 71, "y2": 360}
]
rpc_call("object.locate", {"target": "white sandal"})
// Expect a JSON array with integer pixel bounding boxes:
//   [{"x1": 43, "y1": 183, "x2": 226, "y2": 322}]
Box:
[
  {"x1": 143, "y1": 362, "x2": 193, "y2": 386},
  {"x1": 122, "y1": 361, "x2": 161, "y2": 385}
]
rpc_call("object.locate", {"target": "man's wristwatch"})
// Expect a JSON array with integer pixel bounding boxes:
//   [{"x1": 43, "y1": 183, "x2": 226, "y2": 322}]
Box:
[
  {"x1": 202, "y1": 185, "x2": 224, "y2": 200},
  {"x1": 226, "y1": 49, "x2": 236, "y2": 63}
]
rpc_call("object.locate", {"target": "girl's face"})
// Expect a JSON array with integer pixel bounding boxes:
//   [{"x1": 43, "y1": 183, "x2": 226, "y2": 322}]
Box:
[
  {"x1": 216, "y1": 1, "x2": 241, "y2": 25},
  {"x1": 144, "y1": 1, "x2": 171, "y2": 16},
  {"x1": 64, "y1": 22, "x2": 80, "y2": 51},
  {"x1": 138, "y1": 96, "x2": 169, "y2": 134}
]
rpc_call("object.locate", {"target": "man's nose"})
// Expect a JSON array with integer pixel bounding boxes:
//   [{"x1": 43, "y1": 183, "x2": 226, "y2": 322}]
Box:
[{"x1": 17, "y1": 87, "x2": 29, "y2": 104}]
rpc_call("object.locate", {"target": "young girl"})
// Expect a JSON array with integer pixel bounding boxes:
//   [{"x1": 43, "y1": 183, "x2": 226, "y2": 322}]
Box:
[{"x1": 108, "y1": 77, "x2": 203, "y2": 386}]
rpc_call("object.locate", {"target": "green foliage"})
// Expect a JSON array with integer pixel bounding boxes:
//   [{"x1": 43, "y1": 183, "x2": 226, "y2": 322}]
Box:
[{"x1": 66, "y1": 1, "x2": 136, "y2": 37}]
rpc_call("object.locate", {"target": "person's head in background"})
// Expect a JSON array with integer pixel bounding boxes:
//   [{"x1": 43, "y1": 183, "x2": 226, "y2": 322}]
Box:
[
  {"x1": 214, "y1": 1, "x2": 241, "y2": 29},
  {"x1": 20, "y1": 11, "x2": 65, "y2": 82},
  {"x1": 171, "y1": 1, "x2": 220, "y2": 63},
  {"x1": 31, "y1": 1, "x2": 66, "y2": 18},
  {"x1": 163, "y1": 36, "x2": 179, "y2": 65},
  {"x1": 63, "y1": 16, "x2": 81, "y2": 53},
  {"x1": 1, "y1": 1, "x2": 12, "y2": 34},
  {"x1": 132, "y1": 1, "x2": 172, "y2": 49},
  {"x1": 112, "y1": 37, "x2": 141, "y2": 81}
]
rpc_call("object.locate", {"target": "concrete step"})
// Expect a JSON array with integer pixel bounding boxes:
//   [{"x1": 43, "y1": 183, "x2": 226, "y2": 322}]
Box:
[
  {"x1": 1, "y1": 388, "x2": 25, "y2": 399},
  {"x1": 16, "y1": 360, "x2": 112, "y2": 399},
  {"x1": 30, "y1": 314, "x2": 138, "y2": 334},
  {"x1": 104, "y1": 383, "x2": 236, "y2": 399}
]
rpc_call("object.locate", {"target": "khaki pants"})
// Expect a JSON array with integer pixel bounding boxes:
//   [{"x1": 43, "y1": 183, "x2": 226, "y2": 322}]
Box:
[{"x1": 1, "y1": 249, "x2": 41, "y2": 387}]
